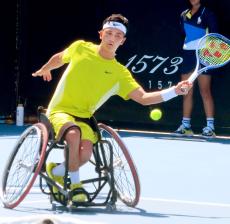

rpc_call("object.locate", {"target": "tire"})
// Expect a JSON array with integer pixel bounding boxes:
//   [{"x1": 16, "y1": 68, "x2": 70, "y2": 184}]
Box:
[
  {"x1": 1, "y1": 123, "x2": 48, "y2": 208},
  {"x1": 98, "y1": 123, "x2": 140, "y2": 207}
]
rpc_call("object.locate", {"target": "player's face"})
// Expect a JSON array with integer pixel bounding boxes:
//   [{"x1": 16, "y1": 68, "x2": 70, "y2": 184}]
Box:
[
  {"x1": 99, "y1": 28, "x2": 126, "y2": 52},
  {"x1": 189, "y1": 0, "x2": 201, "y2": 7}
]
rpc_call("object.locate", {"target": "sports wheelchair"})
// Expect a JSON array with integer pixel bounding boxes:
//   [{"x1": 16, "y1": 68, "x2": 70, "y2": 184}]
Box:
[{"x1": 1, "y1": 107, "x2": 140, "y2": 211}]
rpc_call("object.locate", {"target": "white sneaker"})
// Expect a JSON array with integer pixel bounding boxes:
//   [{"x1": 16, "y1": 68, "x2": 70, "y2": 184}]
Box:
[{"x1": 202, "y1": 126, "x2": 216, "y2": 138}]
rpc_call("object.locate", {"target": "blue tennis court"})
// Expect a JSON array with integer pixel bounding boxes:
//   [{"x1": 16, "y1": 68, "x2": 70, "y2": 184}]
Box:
[{"x1": 0, "y1": 124, "x2": 230, "y2": 224}]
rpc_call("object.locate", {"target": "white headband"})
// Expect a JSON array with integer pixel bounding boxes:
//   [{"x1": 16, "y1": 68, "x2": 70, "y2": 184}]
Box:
[{"x1": 102, "y1": 21, "x2": 127, "y2": 35}]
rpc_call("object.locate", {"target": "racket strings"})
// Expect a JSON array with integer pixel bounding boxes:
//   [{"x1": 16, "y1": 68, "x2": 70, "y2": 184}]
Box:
[{"x1": 198, "y1": 36, "x2": 230, "y2": 66}]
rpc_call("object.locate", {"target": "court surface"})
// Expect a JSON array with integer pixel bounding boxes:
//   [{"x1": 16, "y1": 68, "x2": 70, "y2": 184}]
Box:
[{"x1": 0, "y1": 124, "x2": 230, "y2": 224}]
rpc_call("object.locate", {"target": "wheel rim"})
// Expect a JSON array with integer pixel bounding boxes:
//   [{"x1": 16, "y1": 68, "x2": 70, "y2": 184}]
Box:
[
  {"x1": 2, "y1": 126, "x2": 42, "y2": 206},
  {"x1": 99, "y1": 123, "x2": 140, "y2": 207}
]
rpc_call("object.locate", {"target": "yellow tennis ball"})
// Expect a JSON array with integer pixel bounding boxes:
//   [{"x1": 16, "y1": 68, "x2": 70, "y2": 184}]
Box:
[{"x1": 150, "y1": 109, "x2": 162, "y2": 121}]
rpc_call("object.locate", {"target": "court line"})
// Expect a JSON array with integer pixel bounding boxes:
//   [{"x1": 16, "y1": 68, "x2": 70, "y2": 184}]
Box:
[
  {"x1": 117, "y1": 129, "x2": 230, "y2": 140},
  {"x1": 141, "y1": 197, "x2": 230, "y2": 208},
  {"x1": 21, "y1": 191, "x2": 230, "y2": 208}
]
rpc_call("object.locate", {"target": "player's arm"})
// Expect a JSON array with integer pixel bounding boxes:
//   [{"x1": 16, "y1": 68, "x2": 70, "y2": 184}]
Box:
[
  {"x1": 128, "y1": 80, "x2": 192, "y2": 105},
  {"x1": 32, "y1": 51, "x2": 65, "y2": 81}
]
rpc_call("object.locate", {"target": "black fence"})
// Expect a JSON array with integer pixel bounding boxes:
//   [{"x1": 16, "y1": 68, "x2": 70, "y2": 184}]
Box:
[{"x1": 1, "y1": 0, "x2": 230, "y2": 135}]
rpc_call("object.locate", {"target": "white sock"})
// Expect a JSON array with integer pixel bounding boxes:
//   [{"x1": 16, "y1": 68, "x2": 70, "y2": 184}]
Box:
[
  {"x1": 182, "y1": 117, "x2": 191, "y2": 128},
  {"x1": 52, "y1": 162, "x2": 65, "y2": 176},
  {"x1": 69, "y1": 171, "x2": 80, "y2": 184},
  {"x1": 207, "y1": 117, "x2": 214, "y2": 130}
]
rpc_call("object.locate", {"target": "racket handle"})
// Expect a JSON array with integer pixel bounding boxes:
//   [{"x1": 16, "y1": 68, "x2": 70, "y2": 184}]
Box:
[
  {"x1": 180, "y1": 70, "x2": 199, "y2": 92},
  {"x1": 188, "y1": 71, "x2": 199, "y2": 83},
  {"x1": 180, "y1": 77, "x2": 195, "y2": 93}
]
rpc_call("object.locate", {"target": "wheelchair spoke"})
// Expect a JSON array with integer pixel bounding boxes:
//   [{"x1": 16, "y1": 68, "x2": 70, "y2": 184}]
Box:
[
  {"x1": 3, "y1": 128, "x2": 41, "y2": 204},
  {"x1": 2, "y1": 124, "x2": 48, "y2": 208},
  {"x1": 98, "y1": 123, "x2": 140, "y2": 207}
]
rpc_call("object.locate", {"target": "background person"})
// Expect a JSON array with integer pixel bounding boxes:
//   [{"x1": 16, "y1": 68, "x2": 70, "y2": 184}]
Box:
[{"x1": 174, "y1": 0, "x2": 218, "y2": 137}]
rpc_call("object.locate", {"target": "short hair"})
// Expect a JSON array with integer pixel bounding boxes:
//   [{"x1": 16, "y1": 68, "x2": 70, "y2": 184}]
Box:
[{"x1": 102, "y1": 14, "x2": 129, "y2": 35}]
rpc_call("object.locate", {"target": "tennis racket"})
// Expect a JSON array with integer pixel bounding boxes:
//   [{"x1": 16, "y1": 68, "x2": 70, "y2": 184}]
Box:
[{"x1": 187, "y1": 33, "x2": 230, "y2": 83}]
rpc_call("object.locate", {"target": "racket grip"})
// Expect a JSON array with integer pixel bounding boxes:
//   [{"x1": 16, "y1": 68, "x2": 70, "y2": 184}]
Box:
[
  {"x1": 188, "y1": 71, "x2": 199, "y2": 83},
  {"x1": 180, "y1": 71, "x2": 198, "y2": 92}
]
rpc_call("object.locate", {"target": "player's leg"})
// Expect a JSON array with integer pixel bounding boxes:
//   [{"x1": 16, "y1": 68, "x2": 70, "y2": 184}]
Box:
[
  {"x1": 64, "y1": 128, "x2": 90, "y2": 202},
  {"x1": 198, "y1": 74, "x2": 214, "y2": 117},
  {"x1": 51, "y1": 140, "x2": 93, "y2": 174},
  {"x1": 174, "y1": 50, "x2": 196, "y2": 136},
  {"x1": 46, "y1": 113, "x2": 82, "y2": 200},
  {"x1": 47, "y1": 137, "x2": 93, "y2": 202},
  {"x1": 47, "y1": 113, "x2": 97, "y2": 202},
  {"x1": 174, "y1": 72, "x2": 194, "y2": 136},
  {"x1": 182, "y1": 73, "x2": 194, "y2": 118},
  {"x1": 198, "y1": 74, "x2": 215, "y2": 137},
  {"x1": 65, "y1": 128, "x2": 81, "y2": 172},
  {"x1": 79, "y1": 140, "x2": 93, "y2": 166}
]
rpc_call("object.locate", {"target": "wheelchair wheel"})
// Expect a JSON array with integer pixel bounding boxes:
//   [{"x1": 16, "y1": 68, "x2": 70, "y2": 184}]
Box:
[
  {"x1": 1, "y1": 123, "x2": 48, "y2": 208},
  {"x1": 98, "y1": 123, "x2": 140, "y2": 207}
]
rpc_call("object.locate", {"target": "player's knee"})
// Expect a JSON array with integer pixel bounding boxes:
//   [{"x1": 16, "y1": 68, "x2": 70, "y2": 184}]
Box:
[{"x1": 65, "y1": 128, "x2": 81, "y2": 142}]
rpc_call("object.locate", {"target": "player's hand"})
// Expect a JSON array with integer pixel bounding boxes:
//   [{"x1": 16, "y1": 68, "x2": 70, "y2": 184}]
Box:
[
  {"x1": 32, "y1": 69, "x2": 52, "y2": 81},
  {"x1": 175, "y1": 80, "x2": 193, "y2": 95}
]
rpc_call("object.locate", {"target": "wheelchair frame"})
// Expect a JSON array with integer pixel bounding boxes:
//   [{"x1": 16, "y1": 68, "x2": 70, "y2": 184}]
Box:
[{"x1": 1, "y1": 109, "x2": 140, "y2": 211}]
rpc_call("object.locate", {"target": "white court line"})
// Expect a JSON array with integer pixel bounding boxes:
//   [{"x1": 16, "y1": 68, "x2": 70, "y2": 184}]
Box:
[
  {"x1": 141, "y1": 197, "x2": 230, "y2": 208},
  {"x1": 29, "y1": 187, "x2": 230, "y2": 208},
  {"x1": 118, "y1": 129, "x2": 230, "y2": 140},
  {"x1": 21, "y1": 191, "x2": 230, "y2": 208}
]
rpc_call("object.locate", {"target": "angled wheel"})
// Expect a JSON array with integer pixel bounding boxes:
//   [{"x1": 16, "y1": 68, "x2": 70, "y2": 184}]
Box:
[
  {"x1": 98, "y1": 123, "x2": 140, "y2": 207},
  {"x1": 1, "y1": 123, "x2": 48, "y2": 208}
]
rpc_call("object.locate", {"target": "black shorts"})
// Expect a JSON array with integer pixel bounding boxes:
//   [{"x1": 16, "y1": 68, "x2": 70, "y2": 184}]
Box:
[{"x1": 180, "y1": 50, "x2": 213, "y2": 75}]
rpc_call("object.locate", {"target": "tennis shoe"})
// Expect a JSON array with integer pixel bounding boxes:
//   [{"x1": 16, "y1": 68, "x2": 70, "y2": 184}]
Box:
[
  {"x1": 70, "y1": 183, "x2": 87, "y2": 202},
  {"x1": 174, "y1": 124, "x2": 194, "y2": 136},
  {"x1": 202, "y1": 126, "x2": 216, "y2": 138},
  {"x1": 46, "y1": 163, "x2": 64, "y2": 194}
]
